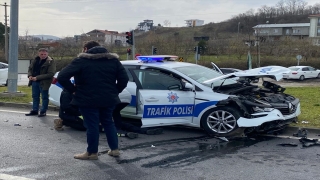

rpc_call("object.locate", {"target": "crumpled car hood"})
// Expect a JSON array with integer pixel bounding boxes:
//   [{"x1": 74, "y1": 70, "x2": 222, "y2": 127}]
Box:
[{"x1": 204, "y1": 66, "x2": 291, "y2": 84}]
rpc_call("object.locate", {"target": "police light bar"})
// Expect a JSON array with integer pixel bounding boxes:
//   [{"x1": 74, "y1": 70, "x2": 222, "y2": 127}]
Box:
[{"x1": 136, "y1": 55, "x2": 178, "y2": 62}]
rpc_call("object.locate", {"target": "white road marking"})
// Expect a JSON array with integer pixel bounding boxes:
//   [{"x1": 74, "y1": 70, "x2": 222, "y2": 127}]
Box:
[
  {"x1": 0, "y1": 109, "x2": 58, "y2": 117},
  {"x1": 0, "y1": 173, "x2": 35, "y2": 180}
]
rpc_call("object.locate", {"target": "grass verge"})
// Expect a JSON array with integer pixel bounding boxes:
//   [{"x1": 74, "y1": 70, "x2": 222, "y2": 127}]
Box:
[{"x1": 0, "y1": 86, "x2": 319, "y2": 128}]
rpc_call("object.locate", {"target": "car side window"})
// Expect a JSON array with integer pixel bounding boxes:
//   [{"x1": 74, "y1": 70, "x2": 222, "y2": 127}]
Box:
[
  {"x1": 134, "y1": 70, "x2": 183, "y2": 90},
  {"x1": 308, "y1": 67, "x2": 315, "y2": 71},
  {"x1": 302, "y1": 67, "x2": 309, "y2": 71},
  {"x1": 0, "y1": 64, "x2": 4, "y2": 69},
  {"x1": 123, "y1": 65, "x2": 138, "y2": 82},
  {"x1": 221, "y1": 69, "x2": 232, "y2": 74}
]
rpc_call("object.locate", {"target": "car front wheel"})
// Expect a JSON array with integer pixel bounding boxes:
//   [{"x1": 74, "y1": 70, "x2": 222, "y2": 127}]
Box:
[{"x1": 201, "y1": 106, "x2": 242, "y2": 137}]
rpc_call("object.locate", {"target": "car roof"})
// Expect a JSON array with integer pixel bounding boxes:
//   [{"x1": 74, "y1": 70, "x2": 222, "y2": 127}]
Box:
[
  {"x1": 121, "y1": 60, "x2": 198, "y2": 69},
  {"x1": 289, "y1": 66, "x2": 309, "y2": 68}
]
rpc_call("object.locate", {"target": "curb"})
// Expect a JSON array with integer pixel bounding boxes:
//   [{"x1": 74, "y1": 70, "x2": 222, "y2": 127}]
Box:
[{"x1": 0, "y1": 102, "x2": 59, "y2": 111}]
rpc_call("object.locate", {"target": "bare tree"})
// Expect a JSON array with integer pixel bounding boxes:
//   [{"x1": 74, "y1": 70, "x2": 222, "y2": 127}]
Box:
[{"x1": 163, "y1": 20, "x2": 171, "y2": 27}]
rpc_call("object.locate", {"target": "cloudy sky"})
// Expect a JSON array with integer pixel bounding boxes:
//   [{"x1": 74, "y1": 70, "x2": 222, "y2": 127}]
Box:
[{"x1": 0, "y1": 0, "x2": 319, "y2": 37}]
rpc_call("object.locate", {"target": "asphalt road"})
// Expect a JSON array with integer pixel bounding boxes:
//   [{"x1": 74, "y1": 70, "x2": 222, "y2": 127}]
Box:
[{"x1": 0, "y1": 106, "x2": 320, "y2": 180}]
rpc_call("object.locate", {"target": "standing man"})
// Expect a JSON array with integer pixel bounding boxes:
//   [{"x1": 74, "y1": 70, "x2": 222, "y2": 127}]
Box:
[
  {"x1": 57, "y1": 41, "x2": 129, "y2": 160},
  {"x1": 26, "y1": 48, "x2": 56, "y2": 117}
]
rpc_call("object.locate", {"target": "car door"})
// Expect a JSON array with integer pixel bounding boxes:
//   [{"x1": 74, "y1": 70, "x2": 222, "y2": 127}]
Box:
[
  {"x1": 129, "y1": 69, "x2": 195, "y2": 127},
  {"x1": 0, "y1": 63, "x2": 8, "y2": 84},
  {"x1": 308, "y1": 67, "x2": 317, "y2": 78},
  {"x1": 301, "y1": 67, "x2": 310, "y2": 78}
]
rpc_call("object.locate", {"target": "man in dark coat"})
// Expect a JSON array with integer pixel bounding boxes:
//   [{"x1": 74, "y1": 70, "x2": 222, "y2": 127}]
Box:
[
  {"x1": 26, "y1": 48, "x2": 56, "y2": 117},
  {"x1": 57, "y1": 41, "x2": 129, "y2": 160}
]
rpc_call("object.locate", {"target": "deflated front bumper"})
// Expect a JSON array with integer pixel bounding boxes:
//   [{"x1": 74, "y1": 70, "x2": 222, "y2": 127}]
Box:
[{"x1": 237, "y1": 102, "x2": 301, "y2": 127}]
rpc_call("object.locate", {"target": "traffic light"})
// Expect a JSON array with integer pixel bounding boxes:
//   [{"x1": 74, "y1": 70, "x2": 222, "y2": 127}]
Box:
[
  {"x1": 198, "y1": 46, "x2": 202, "y2": 54},
  {"x1": 194, "y1": 46, "x2": 197, "y2": 52},
  {"x1": 153, "y1": 47, "x2": 157, "y2": 55},
  {"x1": 127, "y1": 48, "x2": 131, "y2": 55},
  {"x1": 126, "y1": 31, "x2": 133, "y2": 45}
]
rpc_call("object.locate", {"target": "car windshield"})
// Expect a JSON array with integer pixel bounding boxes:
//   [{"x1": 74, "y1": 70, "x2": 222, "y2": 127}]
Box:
[
  {"x1": 174, "y1": 65, "x2": 236, "y2": 87},
  {"x1": 289, "y1": 67, "x2": 299, "y2": 71}
]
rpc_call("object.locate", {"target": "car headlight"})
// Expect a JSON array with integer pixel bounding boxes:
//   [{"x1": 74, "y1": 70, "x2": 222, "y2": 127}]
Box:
[
  {"x1": 263, "y1": 108, "x2": 274, "y2": 112},
  {"x1": 253, "y1": 107, "x2": 274, "y2": 112}
]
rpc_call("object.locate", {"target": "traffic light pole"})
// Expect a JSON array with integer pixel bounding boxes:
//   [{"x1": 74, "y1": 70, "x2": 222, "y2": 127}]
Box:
[
  {"x1": 194, "y1": 46, "x2": 198, "y2": 64},
  {"x1": 151, "y1": 46, "x2": 154, "y2": 55},
  {"x1": 132, "y1": 30, "x2": 135, "y2": 60}
]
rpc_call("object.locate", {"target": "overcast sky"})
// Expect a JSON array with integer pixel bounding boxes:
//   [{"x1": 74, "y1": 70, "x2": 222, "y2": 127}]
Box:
[{"x1": 0, "y1": 0, "x2": 319, "y2": 37}]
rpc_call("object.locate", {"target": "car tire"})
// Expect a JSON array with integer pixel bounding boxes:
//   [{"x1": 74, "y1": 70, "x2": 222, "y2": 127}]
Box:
[
  {"x1": 299, "y1": 75, "x2": 305, "y2": 81},
  {"x1": 5, "y1": 79, "x2": 8, "y2": 86},
  {"x1": 201, "y1": 106, "x2": 242, "y2": 137}
]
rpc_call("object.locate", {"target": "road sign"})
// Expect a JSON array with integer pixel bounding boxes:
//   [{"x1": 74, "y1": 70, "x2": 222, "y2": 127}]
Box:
[
  {"x1": 296, "y1": 55, "x2": 302, "y2": 66},
  {"x1": 296, "y1": 55, "x2": 302, "y2": 60},
  {"x1": 178, "y1": 57, "x2": 184, "y2": 62}
]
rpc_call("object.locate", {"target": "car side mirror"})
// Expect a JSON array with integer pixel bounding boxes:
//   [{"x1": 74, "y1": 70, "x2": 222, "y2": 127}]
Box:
[{"x1": 184, "y1": 82, "x2": 194, "y2": 91}]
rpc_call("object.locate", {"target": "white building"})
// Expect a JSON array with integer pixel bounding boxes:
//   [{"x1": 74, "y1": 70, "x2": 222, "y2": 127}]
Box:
[
  {"x1": 185, "y1": 19, "x2": 204, "y2": 27},
  {"x1": 85, "y1": 29, "x2": 127, "y2": 46},
  {"x1": 308, "y1": 14, "x2": 320, "y2": 45},
  {"x1": 138, "y1": 20, "x2": 154, "y2": 32}
]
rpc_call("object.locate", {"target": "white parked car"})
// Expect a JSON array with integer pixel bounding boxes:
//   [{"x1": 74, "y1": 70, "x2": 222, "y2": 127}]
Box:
[
  {"x1": 49, "y1": 55, "x2": 301, "y2": 136},
  {"x1": 0, "y1": 62, "x2": 8, "y2": 86},
  {"x1": 283, "y1": 66, "x2": 320, "y2": 81}
]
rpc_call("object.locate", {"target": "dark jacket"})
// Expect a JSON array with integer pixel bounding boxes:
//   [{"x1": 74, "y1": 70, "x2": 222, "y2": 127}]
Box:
[
  {"x1": 59, "y1": 89, "x2": 86, "y2": 131},
  {"x1": 57, "y1": 46, "x2": 129, "y2": 108},
  {"x1": 28, "y1": 56, "x2": 56, "y2": 90}
]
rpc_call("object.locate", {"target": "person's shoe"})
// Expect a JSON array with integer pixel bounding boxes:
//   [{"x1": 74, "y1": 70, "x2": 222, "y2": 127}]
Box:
[
  {"x1": 146, "y1": 128, "x2": 163, "y2": 135},
  {"x1": 74, "y1": 152, "x2": 98, "y2": 160},
  {"x1": 54, "y1": 118, "x2": 64, "y2": 131},
  {"x1": 38, "y1": 112, "x2": 46, "y2": 117},
  {"x1": 107, "y1": 149, "x2": 120, "y2": 157},
  {"x1": 25, "y1": 110, "x2": 38, "y2": 116},
  {"x1": 126, "y1": 132, "x2": 138, "y2": 139}
]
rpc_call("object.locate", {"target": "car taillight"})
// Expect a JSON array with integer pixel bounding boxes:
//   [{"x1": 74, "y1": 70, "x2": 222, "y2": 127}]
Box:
[
  {"x1": 292, "y1": 72, "x2": 297, "y2": 75},
  {"x1": 51, "y1": 77, "x2": 58, "y2": 84}
]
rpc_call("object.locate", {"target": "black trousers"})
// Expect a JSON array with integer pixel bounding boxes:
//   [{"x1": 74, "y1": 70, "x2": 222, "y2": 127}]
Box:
[{"x1": 113, "y1": 103, "x2": 147, "y2": 134}]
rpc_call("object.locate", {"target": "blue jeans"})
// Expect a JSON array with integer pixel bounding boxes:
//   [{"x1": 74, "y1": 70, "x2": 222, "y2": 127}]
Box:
[
  {"x1": 31, "y1": 81, "x2": 49, "y2": 113},
  {"x1": 79, "y1": 106, "x2": 118, "y2": 153}
]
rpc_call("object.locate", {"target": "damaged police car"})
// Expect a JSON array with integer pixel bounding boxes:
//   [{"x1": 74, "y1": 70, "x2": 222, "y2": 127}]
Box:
[{"x1": 49, "y1": 55, "x2": 301, "y2": 137}]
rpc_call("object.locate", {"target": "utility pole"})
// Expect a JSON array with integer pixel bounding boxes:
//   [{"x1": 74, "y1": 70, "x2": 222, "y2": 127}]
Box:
[
  {"x1": 7, "y1": 0, "x2": 18, "y2": 93},
  {"x1": 237, "y1": 22, "x2": 240, "y2": 37},
  {"x1": 1, "y1": 2, "x2": 9, "y2": 62}
]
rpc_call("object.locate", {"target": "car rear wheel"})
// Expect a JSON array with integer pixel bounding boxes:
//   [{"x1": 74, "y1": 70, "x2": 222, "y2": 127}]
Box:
[
  {"x1": 299, "y1": 75, "x2": 305, "y2": 81},
  {"x1": 201, "y1": 106, "x2": 242, "y2": 137}
]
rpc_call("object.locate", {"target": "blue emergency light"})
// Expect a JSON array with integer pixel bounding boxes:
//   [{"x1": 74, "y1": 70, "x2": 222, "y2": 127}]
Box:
[{"x1": 136, "y1": 55, "x2": 178, "y2": 62}]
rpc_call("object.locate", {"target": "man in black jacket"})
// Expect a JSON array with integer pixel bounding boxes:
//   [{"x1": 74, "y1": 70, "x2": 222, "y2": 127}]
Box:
[
  {"x1": 57, "y1": 41, "x2": 129, "y2": 160},
  {"x1": 54, "y1": 89, "x2": 86, "y2": 131}
]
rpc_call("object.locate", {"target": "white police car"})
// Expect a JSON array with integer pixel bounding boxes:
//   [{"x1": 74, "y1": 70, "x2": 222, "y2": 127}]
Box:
[{"x1": 49, "y1": 55, "x2": 301, "y2": 136}]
